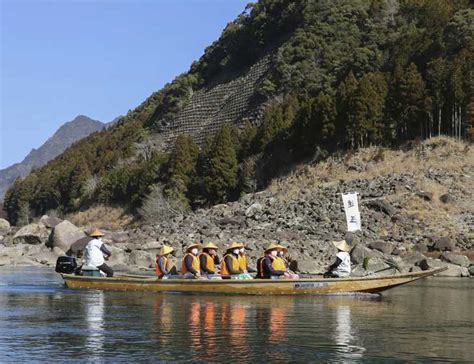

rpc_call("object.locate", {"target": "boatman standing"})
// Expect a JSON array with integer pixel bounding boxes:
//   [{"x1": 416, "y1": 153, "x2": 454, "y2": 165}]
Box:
[{"x1": 84, "y1": 229, "x2": 113, "y2": 277}]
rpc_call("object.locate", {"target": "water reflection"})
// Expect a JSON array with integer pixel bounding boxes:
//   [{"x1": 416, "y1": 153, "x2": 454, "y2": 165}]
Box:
[
  {"x1": 333, "y1": 305, "x2": 365, "y2": 360},
  {"x1": 84, "y1": 291, "x2": 105, "y2": 358},
  {"x1": 1, "y1": 268, "x2": 473, "y2": 362}
]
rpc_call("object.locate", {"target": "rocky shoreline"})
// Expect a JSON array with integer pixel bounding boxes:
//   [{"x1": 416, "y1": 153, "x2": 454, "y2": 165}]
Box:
[
  {"x1": 1, "y1": 138, "x2": 472, "y2": 277},
  {"x1": 1, "y1": 171, "x2": 472, "y2": 277}
]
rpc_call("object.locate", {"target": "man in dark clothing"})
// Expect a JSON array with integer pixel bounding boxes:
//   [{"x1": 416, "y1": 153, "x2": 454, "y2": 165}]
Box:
[{"x1": 257, "y1": 243, "x2": 286, "y2": 279}]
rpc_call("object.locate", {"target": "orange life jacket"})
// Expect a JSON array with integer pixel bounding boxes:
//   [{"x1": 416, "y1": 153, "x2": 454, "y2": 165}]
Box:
[
  {"x1": 238, "y1": 254, "x2": 247, "y2": 271},
  {"x1": 199, "y1": 252, "x2": 216, "y2": 273},
  {"x1": 221, "y1": 254, "x2": 240, "y2": 276},
  {"x1": 155, "y1": 256, "x2": 170, "y2": 277},
  {"x1": 181, "y1": 253, "x2": 200, "y2": 274}
]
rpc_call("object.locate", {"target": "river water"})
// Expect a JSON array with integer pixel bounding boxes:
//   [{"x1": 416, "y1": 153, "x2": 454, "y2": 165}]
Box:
[{"x1": 0, "y1": 267, "x2": 472, "y2": 362}]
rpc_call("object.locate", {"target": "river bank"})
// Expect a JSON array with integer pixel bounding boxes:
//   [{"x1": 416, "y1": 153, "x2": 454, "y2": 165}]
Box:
[{"x1": 1, "y1": 138, "x2": 472, "y2": 277}]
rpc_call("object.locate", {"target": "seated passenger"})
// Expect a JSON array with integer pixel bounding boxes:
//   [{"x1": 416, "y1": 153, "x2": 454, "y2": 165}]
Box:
[
  {"x1": 84, "y1": 229, "x2": 113, "y2": 277},
  {"x1": 256, "y1": 243, "x2": 286, "y2": 279},
  {"x1": 199, "y1": 242, "x2": 221, "y2": 278},
  {"x1": 238, "y1": 245, "x2": 256, "y2": 274},
  {"x1": 324, "y1": 240, "x2": 352, "y2": 278},
  {"x1": 221, "y1": 242, "x2": 244, "y2": 279},
  {"x1": 276, "y1": 244, "x2": 289, "y2": 269},
  {"x1": 155, "y1": 245, "x2": 176, "y2": 279},
  {"x1": 181, "y1": 243, "x2": 202, "y2": 279},
  {"x1": 277, "y1": 244, "x2": 299, "y2": 279}
]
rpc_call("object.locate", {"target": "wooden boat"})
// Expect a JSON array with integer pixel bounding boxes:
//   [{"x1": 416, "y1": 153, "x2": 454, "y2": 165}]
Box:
[{"x1": 61, "y1": 267, "x2": 446, "y2": 295}]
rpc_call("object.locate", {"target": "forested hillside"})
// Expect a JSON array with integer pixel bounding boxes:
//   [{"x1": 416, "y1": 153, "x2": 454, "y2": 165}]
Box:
[
  {"x1": 4, "y1": 0, "x2": 473, "y2": 225},
  {"x1": 0, "y1": 115, "x2": 104, "y2": 202}
]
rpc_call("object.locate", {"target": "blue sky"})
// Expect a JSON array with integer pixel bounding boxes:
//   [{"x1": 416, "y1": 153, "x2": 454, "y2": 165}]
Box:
[{"x1": 0, "y1": 0, "x2": 249, "y2": 169}]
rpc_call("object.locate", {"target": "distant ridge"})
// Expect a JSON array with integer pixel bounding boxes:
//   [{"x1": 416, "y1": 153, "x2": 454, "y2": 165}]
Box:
[{"x1": 0, "y1": 115, "x2": 105, "y2": 200}]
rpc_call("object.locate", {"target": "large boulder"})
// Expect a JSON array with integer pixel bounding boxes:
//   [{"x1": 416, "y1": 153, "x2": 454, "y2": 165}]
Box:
[
  {"x1": 39, "y1": 215, "x2": 63, "y2": 228},
  {"x1": 417, "y1": 258, "x2": 469, "y2": 277},
  {"x1": 105, "y1": 246, "x2": 129, "y2": 266},
  {"x1": 13, "y1": 223, "x2": 49, "y2": 245},
  {"x1": 128, "y1": 250, "x2": 155, "y2": 268},
  {"x1": 294, "y1": 259, "x2": 325, "y2": 274},
  {"x1": 0, "y1": 218, "x2": 10, "y2": 235},
  {"x1": 351, "y1": 258, "x2": 394, "y2": 277},
  {"x1": 401, "y1": 251, "x2": 426, "y2": 266},
  {"x1": 50, "y1": 220, "x2": 86, "y2": 251},
  {"x1": 369, "y1": 241, "x2": 395, "y2": 255},
  {"x1": 245, "y1": 203, "x2": 263, "y2": 218},
  {"x1": 350, "y1": 245, "x2": 383, "y2": 265},
  {"x1": 440, "y1": 252, "x2": 470, "y2": 267},
  {"x1": 431, "y1": 237, "x2": 455, "y2": 252}
]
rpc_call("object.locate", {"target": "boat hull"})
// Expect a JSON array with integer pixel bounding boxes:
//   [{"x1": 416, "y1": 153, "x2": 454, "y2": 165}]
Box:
[{"x1": 61, "y1": 268, "x2": 446, "y2": 295}]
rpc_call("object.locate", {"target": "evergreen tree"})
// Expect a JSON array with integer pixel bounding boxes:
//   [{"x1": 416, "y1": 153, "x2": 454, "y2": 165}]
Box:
[
  {"x1": 387, "y1": 63, "x2": 430, "y2": 142},
  {"x1": 202, "y1": 125, "x2": 238, "y2": 204},
  {"x1": 336, "y1": 71, "x2": 359, "y2": 148},
  {"x1": 351, "y1": 72, "x2": 388, "y2": 147},
  {"x1": 164, "y1": 134, "x2": 199, "y2": 208}
]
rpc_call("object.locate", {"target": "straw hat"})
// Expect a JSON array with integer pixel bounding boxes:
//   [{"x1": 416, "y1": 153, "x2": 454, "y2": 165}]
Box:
[
  {"x1": 332, "y1": 240, "x2": 352, "y2": 252},
  {"x1": 89, "y1": 228, "x2": 104, "y2": 237},
  {"x1": 226, "y1": 242, "x2": 243, "y2": 251},
  {"x1": 264, "y1": 243, "x2": 280, "y2": 253},
  {"x1": 159, "y1": 245, "x2": 174, "y2": 256},
  {"x1": 203, "y1": 242, "x2": 219, "y2": 250},
  {"x1": 185, "y1": 243, "x2": 202, "y2": 252},
  {"x1": 277, "y1": 244, "x2": 288, "y2": 253}
]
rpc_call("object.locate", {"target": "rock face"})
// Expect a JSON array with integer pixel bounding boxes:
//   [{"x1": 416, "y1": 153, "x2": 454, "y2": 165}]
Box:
[
  {"x1": 0, "y1": 218, "x2": 10, "y2": 235},
  {"x1": 13, "y1": 224, "x2": 49, "y2": 245},
  {"x1": 50, "y1": 220, "x2": 86, "y2": 251}
]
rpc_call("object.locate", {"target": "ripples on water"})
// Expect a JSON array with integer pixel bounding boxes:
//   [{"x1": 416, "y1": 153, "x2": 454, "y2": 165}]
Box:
[{"x1": 0, "y1": 267, "x2": 473, "y2": 362}]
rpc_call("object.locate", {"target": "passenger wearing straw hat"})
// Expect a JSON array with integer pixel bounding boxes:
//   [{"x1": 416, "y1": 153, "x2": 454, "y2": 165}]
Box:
[
  {"x1": 155, "y1": 245, "x2": 176, "y2": 279},
  {"x1": 221, "y1": 242, "x2": 244, "y2": 278},
  {"x1": 256, "y1": 243, "x2": 286, "y2": 279},
  {"x1": 324, "y1": 239, "x2": 352, "y2": 278},
  {"x1": 238, "y1": 245, "x2": 256, "y2": 274},
  {"x1": 84, "y1": 229, "x2": 113, "y2": 277},
  {"x1": 199, "y1": 242, "x2": 221, "y2": 277},
  {"x1": 181, "y1": 243, "x2": 202, "y2": 279}
]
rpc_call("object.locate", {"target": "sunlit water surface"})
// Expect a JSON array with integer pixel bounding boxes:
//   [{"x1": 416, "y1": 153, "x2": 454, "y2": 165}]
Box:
[{"x1": 0, "y1": 267, "x2": 472, "y2": 362}]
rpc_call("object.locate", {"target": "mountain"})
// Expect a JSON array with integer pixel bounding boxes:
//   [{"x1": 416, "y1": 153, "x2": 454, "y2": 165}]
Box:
[
  {"x1": 3, "y1": 0, "x2": 473, "y2": 225},
  {"x1": 0, "y1": 115, "x2": 104, "y2": 200}
]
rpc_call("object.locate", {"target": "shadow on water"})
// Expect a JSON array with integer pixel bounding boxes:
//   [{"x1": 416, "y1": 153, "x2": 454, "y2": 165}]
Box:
[{"x1": 0, "y1": 268, "x2": 473, "y2": 362}]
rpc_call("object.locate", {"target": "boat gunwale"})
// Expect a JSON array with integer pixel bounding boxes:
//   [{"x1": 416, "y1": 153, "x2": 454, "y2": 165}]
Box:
[{"x1": 62, "y1": 267, "x2": 447, "y2": 284}]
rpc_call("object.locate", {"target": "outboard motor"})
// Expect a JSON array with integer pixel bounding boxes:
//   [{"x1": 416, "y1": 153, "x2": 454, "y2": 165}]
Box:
[{"x1": 55, "y1": 256, "x2": 78, "y2": 274}]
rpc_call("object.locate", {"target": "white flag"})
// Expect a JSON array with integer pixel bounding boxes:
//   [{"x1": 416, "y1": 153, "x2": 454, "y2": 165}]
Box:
[{"x1": 342, "y1": 193, "x2": 361, "y2": 232}]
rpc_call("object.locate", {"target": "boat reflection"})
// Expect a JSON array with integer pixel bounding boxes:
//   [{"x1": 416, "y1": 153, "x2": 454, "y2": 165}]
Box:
[
  {"x1": 333, "y1": 304, "x2": 365, "y2": 360},
  {"x1": 84, "y1": 291, "x2": 105, "y2": 359}
]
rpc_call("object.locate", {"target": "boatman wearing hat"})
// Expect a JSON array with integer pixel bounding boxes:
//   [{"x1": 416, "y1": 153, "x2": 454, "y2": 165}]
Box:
[
  {"x1": 181, "y1": 243, "x2": 202, "y2": 279},
  {"x1": 156, "y1": 245, "x2": 176, "y2": 279},
  {"x1": 199, "y1": 242, "x2": 220, "y2": 277},
  {"x1": 221, "y1": 242, "x2": 244, "y2": 278},
  {"x1": 324, "y1": 240, "x2": 352, "y2": 278},
  {"x1": 84, "y1": 229, "x2": 113, "y2": 277}
]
